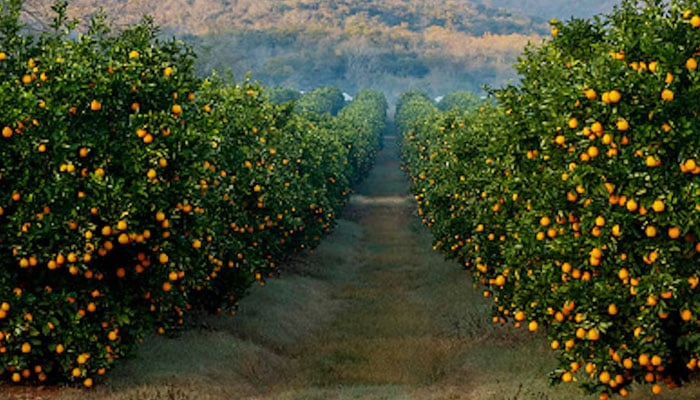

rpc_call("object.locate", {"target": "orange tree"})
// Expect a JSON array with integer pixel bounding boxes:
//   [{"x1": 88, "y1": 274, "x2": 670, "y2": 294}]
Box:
[
  {"x1": 400, "y1": 0, "x2": 700, "y2": 397},
  {"x1": 0, "y1": 3, "x2": 212, "y2": 386},
  {"x1": 0, "y1": 1, "x2": 386, "y2": 387}
]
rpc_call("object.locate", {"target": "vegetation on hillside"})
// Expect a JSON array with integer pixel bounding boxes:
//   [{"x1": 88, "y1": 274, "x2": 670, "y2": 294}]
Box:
[{"x1": 19, "y1": 0, "x2": 550, "y2": 103}]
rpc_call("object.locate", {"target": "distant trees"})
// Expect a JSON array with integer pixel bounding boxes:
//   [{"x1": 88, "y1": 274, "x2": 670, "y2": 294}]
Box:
[{"x1": 438, "y1": 90, "x2": 483, "y2": 111}]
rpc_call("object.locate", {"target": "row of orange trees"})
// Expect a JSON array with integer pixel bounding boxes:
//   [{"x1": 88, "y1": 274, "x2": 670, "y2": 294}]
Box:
[
  {"x1": 400, "y1": 0, "x2": 700, "y2": 398},
  {"x1": 0, "y1": 1, "x2": 386, "y2": 387}
]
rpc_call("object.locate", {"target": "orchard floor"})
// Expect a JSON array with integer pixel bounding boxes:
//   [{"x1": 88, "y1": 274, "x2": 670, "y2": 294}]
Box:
[{"x1": 8, "y1": 136, "x2": 700, "y2": 400}]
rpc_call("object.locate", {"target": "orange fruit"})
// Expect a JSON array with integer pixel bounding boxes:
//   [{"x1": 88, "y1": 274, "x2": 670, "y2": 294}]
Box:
[
  {"x1": 616, "y1": 119, "x2": 629, "y2": 131},
  {"x1": 652, "y1": 199, "x2": 665, "y2": 212},
  {"x1": 584, "y1": 88, "x2": 597, "y2": 100},
  {"x1": 587, "y1": 328, "x2": 600, "y2": 341},
  {"x1": 681, "y1": 309, "x2": 693, "y2": 321},
  {"x1": 90, "y1": 99, "x2": 102, "y2": 111},
  {"x1": 528, "y1": 320, "x2": 539, "y2": 332},
  {"x1": 661, "y1": 88, "x2": 674, "y2": 101},
  {"x1": 562, "y1": 371, "x2": 573, "y2": 382},
  {"x1": 668, "y1": 226, "x2": 681, "y2": 239},
  {"x1": 21, "y1": 342, "x2": 31, "y2": 353},
  {"x1": 77, "y1": 353, "x2": 89, "y2": 364},
  {"x1": 608, "y1": 89, "x2": 621, "y2": 103},
  {"x1": 158, "y1": 253, "x2": 169, "y2": 264},
  {"x1": 645, "y1": 225, "x2": 657, "y2": 237},
  {"x1": 591, "y1": 122, "x2": 603, "y2": 135}
]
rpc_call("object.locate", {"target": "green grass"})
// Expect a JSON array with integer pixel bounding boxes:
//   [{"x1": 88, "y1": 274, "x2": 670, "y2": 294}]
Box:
[{"x1": 12, "y1": 136, "x2": 699, "y2": 400}]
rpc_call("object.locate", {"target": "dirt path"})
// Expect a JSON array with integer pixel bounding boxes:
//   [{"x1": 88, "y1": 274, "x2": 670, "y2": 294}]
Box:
[{"x1": 42, "y1": 135, "x2": 643, "y2": 400}]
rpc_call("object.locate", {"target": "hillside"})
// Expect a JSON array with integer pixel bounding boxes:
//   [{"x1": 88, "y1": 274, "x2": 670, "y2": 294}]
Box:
[{"x1": 19, "y1": 0, "x2": 619, "y2": 102}]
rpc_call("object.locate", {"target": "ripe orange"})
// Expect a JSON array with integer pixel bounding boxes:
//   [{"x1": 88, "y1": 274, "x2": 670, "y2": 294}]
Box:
[
  {"x1": 681, "y1": 309, "x2": 693, "y2": 321},
  {"x1": 155, "y1": 211, "x2": 166, "y2": 221},
  {"x1": 608, "y1": 89, "x2": 621, "y2": 103},
  {"x1": 687, "y1": 57, "x2": 698, "y2": 70},
  {"x1": 652, "y1": 199, "x2": 665, "y2": 212},
  {"x1": 21, "y1": 342, "x2": 31, "y2": 353},
  {"x1": 1, "y1": 126, "x2": 12, "y2": 138},
  {"x1": 587, "y1": 328, "x2": 600, "y2": 341},
  {"x1": 645, "y1": 225, "x2": 657, "y2": 237},
  {"x1": 90, "y1": 99, "x2": 102, "y2": 111},
  {"x1": 591, "y1": 122, "x2": 603, "y2": 135},
  {"x1": 158, "y1": 253, "x2": 169, "y2": 264},
  {"x1": 661, "y1": 88, "x2": 674, "y2": 101},
  {"x1": 584, "y1": 88, "x2": 597, "y2": 100},
  {"x1": 668, "y1": 226, "x2": 681, "y2": 239},
  {"x1": 616, "y1": 119, "x2": 629, "y2": 131},
  {"x1": 77, "y1": 353, "x2": 89, "y2": 364},
  {"x1": 562, "y1": 371, "x2": 573, "y2": 382},
  {"x1": 528, "y1": 320, "x2": 539, "y2": 332}
]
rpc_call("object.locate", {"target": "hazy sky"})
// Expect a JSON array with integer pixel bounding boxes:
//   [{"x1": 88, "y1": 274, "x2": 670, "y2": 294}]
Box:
[{"x1": 477, "y1": 0, "x2": 622, "y2": 19}]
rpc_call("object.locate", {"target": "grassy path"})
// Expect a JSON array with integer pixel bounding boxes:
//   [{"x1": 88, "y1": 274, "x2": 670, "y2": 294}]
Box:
[{"x1": 27, "y1": 135, "x2": 697, "y2": 399}]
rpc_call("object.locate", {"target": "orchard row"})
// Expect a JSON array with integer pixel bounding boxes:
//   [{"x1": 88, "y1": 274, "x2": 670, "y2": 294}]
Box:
[
  {"x1": 399, "y1": 0, "x2": 700, "y2": 398},
  {"x1": 0, "y1": 4, "x2": 386, "y2": 387}
]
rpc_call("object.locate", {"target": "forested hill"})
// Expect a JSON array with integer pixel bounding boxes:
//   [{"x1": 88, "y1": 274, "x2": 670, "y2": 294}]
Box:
[
  {"x1": 23, "y1": 0, "x2": 546, "y2": 35},
  {"x1": 20, "y1": 0, "x2": 620, "y2": 102}
]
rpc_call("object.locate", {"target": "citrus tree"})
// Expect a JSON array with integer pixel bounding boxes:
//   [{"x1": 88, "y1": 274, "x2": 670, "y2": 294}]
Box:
[
  {"x1": 400, "y1": 0, "x2": 700, "y2": 397},
  {"x1": 0, "y1": 1, "x2": 386, "y2": 387}
]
